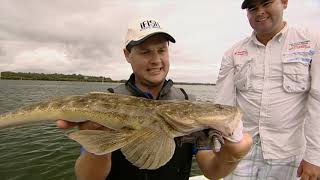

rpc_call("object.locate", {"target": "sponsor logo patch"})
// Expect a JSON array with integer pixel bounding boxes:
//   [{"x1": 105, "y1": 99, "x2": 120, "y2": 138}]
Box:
[
  {"x1": 289, "y1": 40, "x2": 311, "y2": 51},
  {"x1": 234, "y1": 50, "x2": 248, "y2": 56}
]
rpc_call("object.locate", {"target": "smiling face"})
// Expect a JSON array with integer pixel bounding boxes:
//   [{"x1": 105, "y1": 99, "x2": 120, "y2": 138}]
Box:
[
  {"x1": 246, "y1": 0, "x2": 288, "y2": 41},
  {"x1": 124, "y1": 34, "x2": 170, "y2": 89}
]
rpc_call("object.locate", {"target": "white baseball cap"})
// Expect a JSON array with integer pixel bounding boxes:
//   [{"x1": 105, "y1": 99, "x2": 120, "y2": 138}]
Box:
[{"x1": 124, "y1": 18, "x2": 176, "y2": 50}]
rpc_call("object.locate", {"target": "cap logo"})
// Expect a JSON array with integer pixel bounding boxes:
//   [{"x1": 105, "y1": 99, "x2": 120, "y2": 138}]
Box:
[{"x1": 140, "y1": 20, "x2": 161, "y2": 31}]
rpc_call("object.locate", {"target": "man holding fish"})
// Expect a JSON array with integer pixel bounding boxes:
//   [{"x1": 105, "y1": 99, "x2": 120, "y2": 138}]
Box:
[{"x1": 57, "y1": 18, "x2": 252, "y2": 180}]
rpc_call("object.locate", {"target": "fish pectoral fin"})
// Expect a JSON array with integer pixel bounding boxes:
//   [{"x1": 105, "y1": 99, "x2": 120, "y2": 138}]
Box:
[
  {"x1": 121, "y1": 127, "x2": 176, "y2": 170},
  {"x1": 69, "y1": 129, "x2": 134, "y2": 155}
]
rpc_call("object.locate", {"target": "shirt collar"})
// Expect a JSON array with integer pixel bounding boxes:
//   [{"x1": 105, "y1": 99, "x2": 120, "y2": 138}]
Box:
[
  {"x1": 276, "y1": 22, "x2": 289, "y2": 43},
  {"x1": 125, "y1": 73, "x2": 173, "y2": 99}
]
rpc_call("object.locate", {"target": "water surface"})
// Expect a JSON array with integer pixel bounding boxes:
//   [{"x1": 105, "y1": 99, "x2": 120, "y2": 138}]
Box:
[{"x1": 0, "y1": 80, "x2": 216, "y2": 180}]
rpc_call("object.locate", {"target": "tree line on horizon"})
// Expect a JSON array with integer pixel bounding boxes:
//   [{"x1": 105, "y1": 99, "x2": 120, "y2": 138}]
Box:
[
  {"x1": 0, "y1": 71, "x2": 126, "y2": 83},
  {"x1": 0, "y1": 71, "x2": 214, "y2": 85}
]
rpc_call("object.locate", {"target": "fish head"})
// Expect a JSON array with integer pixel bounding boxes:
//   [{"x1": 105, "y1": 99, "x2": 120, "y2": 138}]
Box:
[{"x1": 195, "y1": 103, "x2": 242, "y2": 136}]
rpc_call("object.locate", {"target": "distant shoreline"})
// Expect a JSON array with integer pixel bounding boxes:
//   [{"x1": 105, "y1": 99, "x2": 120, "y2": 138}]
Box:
[{"x1": 0, "y1": 71, "x2": 215, "y2": 86}]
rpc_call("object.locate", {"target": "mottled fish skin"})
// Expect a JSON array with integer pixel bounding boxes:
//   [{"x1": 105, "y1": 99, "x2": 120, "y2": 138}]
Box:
[
  {"x1": 0, "y1": 92, "x2": 161, "y2": 130},
  {"x1": 0, "y1": 92, "x2": 241, "y2": 169},
  {"x1": 157, "y1": 101, "x2": 241, "y2": 137}
]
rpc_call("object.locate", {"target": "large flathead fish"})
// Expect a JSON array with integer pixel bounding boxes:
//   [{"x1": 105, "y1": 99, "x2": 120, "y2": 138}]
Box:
[{"x1": 0, "y1": 92, "x2": 241, "y2": 169}]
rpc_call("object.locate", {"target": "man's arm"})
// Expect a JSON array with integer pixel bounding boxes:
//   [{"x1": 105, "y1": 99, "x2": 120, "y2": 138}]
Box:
[
  {"x1": 215, "y1": 50, "x2": 236, "y2": 106},
  {"x1": 298, "y1": 37, "x2": 320, "y2": 179},
  {"x1": 195, "y1": 133, "x2": 252, "y2": 180},
  {"x1": 75, "y1": 151, "x2": 111, "y2": 180},
  {"x1": 196, "y1": 46, "x2": 253, "y2": 179}
]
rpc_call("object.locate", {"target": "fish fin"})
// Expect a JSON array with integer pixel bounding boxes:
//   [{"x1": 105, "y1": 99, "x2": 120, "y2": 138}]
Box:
[
  {"x1": 69, "y1": 129, "x2": 134, "y2": 155},
  {"x1": 121, "y1": 127, "x2": 176, "y2": 170}
]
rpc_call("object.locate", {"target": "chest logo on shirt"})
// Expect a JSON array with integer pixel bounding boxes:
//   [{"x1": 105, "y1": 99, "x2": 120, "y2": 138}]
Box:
[
  {"x1": 285, "y1": 40, "x2": 314, "y2": 63},
  {"x1": 289, "y1": 40, "x2": 311, "y2": 51},
  {"x1": 234, "y1": 50, "x2": 248, "y2": 56}
]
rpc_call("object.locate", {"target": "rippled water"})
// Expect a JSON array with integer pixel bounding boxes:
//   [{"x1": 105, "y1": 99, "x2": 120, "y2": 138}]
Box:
[{"x1": 0, "y1": 80, "x2": 216, "y2": 180}]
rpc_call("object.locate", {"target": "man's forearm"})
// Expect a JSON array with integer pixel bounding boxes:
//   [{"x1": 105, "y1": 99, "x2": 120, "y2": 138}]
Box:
[
  {"x1": 196, "y1": 150, "x2": 240, "y2": 179},
  {"x1": 75, "y1": 152, "x2": 111, "y2": 180},
  {"x1": 196, "y1": 133, "x2": 252, "y2": 179}
]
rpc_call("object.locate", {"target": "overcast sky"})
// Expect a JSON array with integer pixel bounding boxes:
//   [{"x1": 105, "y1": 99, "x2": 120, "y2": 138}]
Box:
[{"x1": 0, "y1": 0, "x2": 319, "y2": 83}]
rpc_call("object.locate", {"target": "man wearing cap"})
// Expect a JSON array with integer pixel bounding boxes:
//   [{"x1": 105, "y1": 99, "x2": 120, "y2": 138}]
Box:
[
  {"x1": 215, "y1": 0, "x2": 320, "y2": 179},
  {"x1": 57, "y1": 18, "x2": 252, "y2": 180}
]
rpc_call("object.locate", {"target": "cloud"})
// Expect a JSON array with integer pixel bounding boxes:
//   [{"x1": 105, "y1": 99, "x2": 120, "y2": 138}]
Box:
[
  {"x1": 0, "y1": 46, "x2": 5, "y2": 56},
  {"x1": 11, "y1": 48, "x2": 69, "y2": 72},
  {"x1": 0, "y1": 0, "x2": 133, "y2": 78},
  {"x1": 0, "y1": 0, "x2": 319, "y2": 83}
]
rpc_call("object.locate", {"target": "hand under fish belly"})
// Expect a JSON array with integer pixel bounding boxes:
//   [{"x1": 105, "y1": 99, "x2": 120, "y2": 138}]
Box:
[{"x1": 0, "y1": 92, "x2": 241, "y2": 169}]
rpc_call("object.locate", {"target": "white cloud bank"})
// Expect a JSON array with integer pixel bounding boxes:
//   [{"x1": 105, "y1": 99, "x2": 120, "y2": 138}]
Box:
[{"x1": 0, "y1": 0, "x2": 319, "y2": 83}]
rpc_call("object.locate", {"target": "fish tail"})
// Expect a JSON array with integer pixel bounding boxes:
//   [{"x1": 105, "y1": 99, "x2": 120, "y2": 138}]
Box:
[{"x1": 0, "y1": 111, "x2": 60, "y2": 129}]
